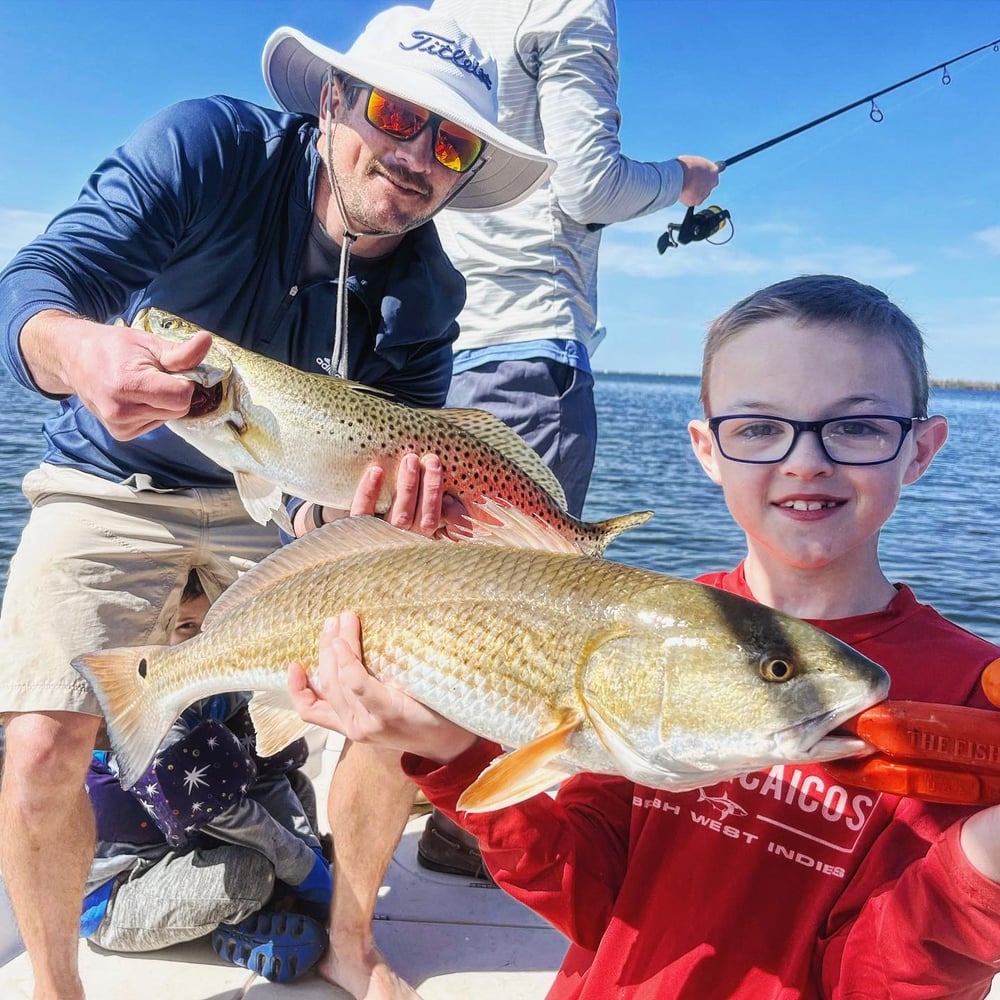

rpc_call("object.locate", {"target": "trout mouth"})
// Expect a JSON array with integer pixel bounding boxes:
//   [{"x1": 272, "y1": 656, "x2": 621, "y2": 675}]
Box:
[{"x1": 187, "y1": 381, "x2": 225, "y2": 417}]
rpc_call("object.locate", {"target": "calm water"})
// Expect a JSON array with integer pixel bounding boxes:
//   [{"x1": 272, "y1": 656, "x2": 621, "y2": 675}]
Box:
[{"x1": 2, "y1": 369, "x2": 1000, "y2": 642}]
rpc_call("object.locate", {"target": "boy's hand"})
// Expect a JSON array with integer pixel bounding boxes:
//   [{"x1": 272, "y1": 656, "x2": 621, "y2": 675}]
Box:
[
  {"x1": 299, "y1": 452, "x2": 468, "y2": 538},
  {"x1": 959, "y1": 805, "x2": 1000, "y2": 883},
  {"x1": 287, "y1": 612, "x2": 478, "y2": 763}
]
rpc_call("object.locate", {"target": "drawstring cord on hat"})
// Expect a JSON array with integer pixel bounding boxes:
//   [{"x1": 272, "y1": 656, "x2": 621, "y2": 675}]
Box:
[
  {"x1": 320, "y1": 69, "x2": 490, "y2": 378},
  {"x1": 325, "y1": 69, "x2": 359, "y2": 379}
]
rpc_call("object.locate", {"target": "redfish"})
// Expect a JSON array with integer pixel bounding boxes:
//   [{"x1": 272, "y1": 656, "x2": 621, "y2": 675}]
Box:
[{"x1": 73, "y1": 504, "x2": 888, "y2": 807}]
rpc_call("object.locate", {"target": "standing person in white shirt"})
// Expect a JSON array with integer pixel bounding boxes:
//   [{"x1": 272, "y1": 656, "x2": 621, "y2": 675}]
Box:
[
  {"x1": 417, "y1": 0, "x2": 720, "y2": 881},
  {"x1": 431, "y1": 0, "x2": 720, "y2": 518}
]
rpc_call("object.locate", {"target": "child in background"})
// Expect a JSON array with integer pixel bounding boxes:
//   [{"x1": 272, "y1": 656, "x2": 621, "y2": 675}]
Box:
[
  {"x1": 290, "y1": 274, "x2": 1000, "y2": 998},
  {"x1": 83, "y1": 569, "x2": 331, "y2": 983}
]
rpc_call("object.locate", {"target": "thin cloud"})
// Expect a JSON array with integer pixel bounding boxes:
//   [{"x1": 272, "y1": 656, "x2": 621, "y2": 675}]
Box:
[
  {"x1": 974, "y1": 226, "x2": 1000, "y2": 255},
  {"x1": 0, "y1": 210, "x2": 52, "y2": 268},
  {"x1": 599, "y1": 238, "x2": 772, "y2": 277},
  {"x1": 599, "y1": 233, "x2": 916, "y2": 280},
  {"x1": 779, "y1": 245, "x2": 919, "y2": 279}
]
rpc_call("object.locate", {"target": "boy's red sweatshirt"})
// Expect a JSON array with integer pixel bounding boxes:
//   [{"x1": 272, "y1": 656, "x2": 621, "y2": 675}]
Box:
[{"x1": 405, "y1": 567, "x2": 1000, "y2": 999}]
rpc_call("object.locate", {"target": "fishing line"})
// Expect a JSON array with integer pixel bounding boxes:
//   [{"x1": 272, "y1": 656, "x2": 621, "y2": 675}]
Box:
[{"x1": 590, "y1": 36, "x2": 1000, "y2": 251}]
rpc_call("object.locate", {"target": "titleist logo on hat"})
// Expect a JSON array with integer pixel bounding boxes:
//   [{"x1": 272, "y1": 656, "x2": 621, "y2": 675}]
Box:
[{"x1": 399, "y1": 30, "x2": 493, "y2": 92}]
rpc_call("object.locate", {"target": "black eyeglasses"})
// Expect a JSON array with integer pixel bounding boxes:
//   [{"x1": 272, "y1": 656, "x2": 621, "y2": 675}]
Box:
[
  {"x1": 708, "y1": 414, "x2": 922, "y2": 466},
  {"x1": 363, "y1": 88, "x2": 484, "y2": 173}
]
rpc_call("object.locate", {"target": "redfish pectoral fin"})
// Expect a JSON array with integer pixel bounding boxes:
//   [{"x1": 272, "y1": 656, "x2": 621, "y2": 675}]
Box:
[
  {"x1": 457, "y1": 711, "x2": 582, "y2": 813},
  {"x1": 248, "y1": 690, "x2": 319, "y2": 758}
]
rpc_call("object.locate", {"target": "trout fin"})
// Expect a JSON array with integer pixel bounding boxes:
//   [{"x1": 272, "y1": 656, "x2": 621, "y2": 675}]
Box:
[
  {"x1": 233, "y1": 470, "x2": 294, "y2": 535},
  {"x1": 71, "y1": 645, "x2": 186, "y2": 790},
  {"x1": 204, "y1": 517, "x2": 430, "y2": 629},
  {"x1": 458, "y1": 497, "x2": 652, "y2": 559},
  {"x1": 456, "y1": 711, "x2": 582, "y2": 813},
  {"x1": 460, "y1": 498, "x2": 582, "y2": 554},
  {"x1": 247, "y1": 690, "x2": 317, "y2": 758},
  {"x1": 435, "y1": 408, "x2": 568, "y2": 509}
]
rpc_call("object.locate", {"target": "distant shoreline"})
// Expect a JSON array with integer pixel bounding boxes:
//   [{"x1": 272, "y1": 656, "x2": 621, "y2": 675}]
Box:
[
  {"x1": 594, "y1": 371, "x2": 1000, "y2": 391},
  {"x1": 929, "y1": 378, "x2": 1000, "y2": 391}
]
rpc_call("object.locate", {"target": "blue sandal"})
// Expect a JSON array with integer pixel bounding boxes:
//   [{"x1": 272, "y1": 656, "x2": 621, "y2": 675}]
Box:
[{"x1": 211, "y1": 910, "x2": 325, "y2": 982}]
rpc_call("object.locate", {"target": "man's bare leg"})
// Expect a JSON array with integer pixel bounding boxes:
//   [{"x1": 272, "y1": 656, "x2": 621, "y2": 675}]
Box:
[
  {"x1": 0, "y1": 711, "x2": 100, "y2": 1000},
  {"x1": 319, "y1": 739, "x2": 421, "y2": 1000}
]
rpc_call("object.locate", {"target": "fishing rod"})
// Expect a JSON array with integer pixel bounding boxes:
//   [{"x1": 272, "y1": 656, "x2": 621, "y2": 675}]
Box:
[{"x1": 590, "y1": 36, "x2": 1000, "y2": 252}]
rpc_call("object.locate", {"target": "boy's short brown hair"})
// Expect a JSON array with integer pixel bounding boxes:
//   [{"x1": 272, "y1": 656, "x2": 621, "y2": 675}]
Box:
[{"x1": 700, "y1": 275, "x2": 930, "y2": 417}]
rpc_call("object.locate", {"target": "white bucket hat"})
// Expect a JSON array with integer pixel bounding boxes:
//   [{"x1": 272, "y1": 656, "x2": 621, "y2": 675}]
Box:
[{"x1": 262, "y1": 6, "x2": 555, "y2": 212}]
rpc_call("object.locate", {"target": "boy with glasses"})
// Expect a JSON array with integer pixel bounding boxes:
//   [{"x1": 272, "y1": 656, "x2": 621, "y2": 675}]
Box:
[
  {"x1": 291, "y1": 274, "x2": 1000, "y2": 998},
  {"x1": 0, "y1": 7, "x2": 552, "y2": 999}
]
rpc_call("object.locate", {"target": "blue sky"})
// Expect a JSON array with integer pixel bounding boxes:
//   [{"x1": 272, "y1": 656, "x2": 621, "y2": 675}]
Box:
[{"x1": 1, "y1": 0, "x2": 997, "y2": 379}]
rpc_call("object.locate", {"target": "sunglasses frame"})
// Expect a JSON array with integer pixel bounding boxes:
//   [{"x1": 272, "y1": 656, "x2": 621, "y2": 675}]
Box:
[{"x1": 362, "y1": 87, "x2": 484, "y2": 174}]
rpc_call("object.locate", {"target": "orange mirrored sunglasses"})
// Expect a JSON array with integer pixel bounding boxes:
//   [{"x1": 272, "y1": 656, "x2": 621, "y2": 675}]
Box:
[{"x1": 364, "y1": 89, "x2": 484, "y2": 173}]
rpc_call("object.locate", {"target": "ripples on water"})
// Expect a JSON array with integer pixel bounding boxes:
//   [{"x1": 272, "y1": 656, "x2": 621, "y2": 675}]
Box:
[{"x1": 2, "y1": 369, "x2": 999, "y2": 642}]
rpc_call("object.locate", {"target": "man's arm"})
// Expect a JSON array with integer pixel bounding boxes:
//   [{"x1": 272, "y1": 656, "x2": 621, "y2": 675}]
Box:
[
  {"x1": 528, "y1": 0, "x2": 719, "y2": 223},
  {"x1": 0, "y1": 98, "x2": 240, "y2": 406},
  {"x1": 18, "y1": 309, "x2": 210, "y2": 440}
]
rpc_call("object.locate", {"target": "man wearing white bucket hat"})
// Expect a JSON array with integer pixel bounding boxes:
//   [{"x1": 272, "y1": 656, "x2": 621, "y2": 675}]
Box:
[{"x1": 0, "y1": 5, "x2": 552, "y2": 999}]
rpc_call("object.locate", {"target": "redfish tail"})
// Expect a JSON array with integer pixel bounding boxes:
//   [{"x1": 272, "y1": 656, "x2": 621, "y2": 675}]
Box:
[
  {"x1": 585, "y1": 509, "x2": 654, "y2": 557},
  {"x1": 71, "y1": 645, "x2": 184, "y2": 790}
]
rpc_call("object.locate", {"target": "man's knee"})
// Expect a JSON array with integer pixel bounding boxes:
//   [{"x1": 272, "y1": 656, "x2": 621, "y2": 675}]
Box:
[{"x1": 3, "y1": 712, "x2": 100, "y2": 799}]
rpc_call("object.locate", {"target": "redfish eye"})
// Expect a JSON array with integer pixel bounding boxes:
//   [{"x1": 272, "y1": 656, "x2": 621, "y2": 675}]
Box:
[{"x1": 759, "y1": 655, "x2": 796, "y2": 682}]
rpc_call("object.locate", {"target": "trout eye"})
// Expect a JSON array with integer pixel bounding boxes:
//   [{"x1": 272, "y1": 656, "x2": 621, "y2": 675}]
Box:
[
  {"x1": 759, "y1": 655, "x2": 796, "y2": 683},
  {"x1": 138, "y1": 658, "x2": 148, "y2": 679}
]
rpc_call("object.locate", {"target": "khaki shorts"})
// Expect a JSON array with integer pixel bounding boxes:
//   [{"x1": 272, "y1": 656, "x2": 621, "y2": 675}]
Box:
[{"x1": 0, "y1": 464, "x2": 280, "y2": 718}]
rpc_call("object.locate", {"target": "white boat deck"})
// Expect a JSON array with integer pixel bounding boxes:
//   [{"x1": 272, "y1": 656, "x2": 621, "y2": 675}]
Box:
[{"x1": 0, "y1": 733, "x2": 568, "y2": 998}]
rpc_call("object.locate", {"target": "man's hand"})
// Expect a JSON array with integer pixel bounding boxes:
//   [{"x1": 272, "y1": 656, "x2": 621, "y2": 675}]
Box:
[
  {"x1": 20, "y1": 309, "x2": 211, "y2": 440},
  {"x1": 677, "y1": 155, "x2": 721, "y2": 207},
  {"x1": 288, "y1": 611, "x2": 478, "y2": 763}
]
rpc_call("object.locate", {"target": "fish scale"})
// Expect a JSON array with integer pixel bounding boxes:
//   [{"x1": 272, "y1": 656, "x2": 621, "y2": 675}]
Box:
[{"x1": 73, "y1": 513, "x2": 890, "y2": 801}]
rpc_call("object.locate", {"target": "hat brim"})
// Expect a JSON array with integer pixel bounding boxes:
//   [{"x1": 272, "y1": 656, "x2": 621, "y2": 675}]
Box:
[{"x1": 262, "y1": 27, "x2": 554, "y2": 212}]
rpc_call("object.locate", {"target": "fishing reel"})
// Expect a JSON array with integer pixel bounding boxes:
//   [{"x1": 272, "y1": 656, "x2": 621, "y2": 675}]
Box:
[{"x1": 657, "y1": 204, "x2": 733, "y2": 253}]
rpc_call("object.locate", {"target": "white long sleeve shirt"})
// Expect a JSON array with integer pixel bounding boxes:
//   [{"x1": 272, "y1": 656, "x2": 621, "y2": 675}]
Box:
[{"x1": 431, "y1": 0, "x2": 685, "y2": 362}]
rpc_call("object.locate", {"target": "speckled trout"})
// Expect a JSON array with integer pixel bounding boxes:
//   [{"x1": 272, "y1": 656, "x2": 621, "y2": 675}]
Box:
[
  {"x1": 73, "y1": 504, "x2": 889, "y2": 804},
  {"x1": 130, "y1": 307, "x2": 650, "y2": 554}
]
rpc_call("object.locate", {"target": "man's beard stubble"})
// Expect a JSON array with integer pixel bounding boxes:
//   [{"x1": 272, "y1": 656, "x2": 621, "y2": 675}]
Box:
[{"x1": 336, "y1": 156, "x2": 437, "y2": 237}]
